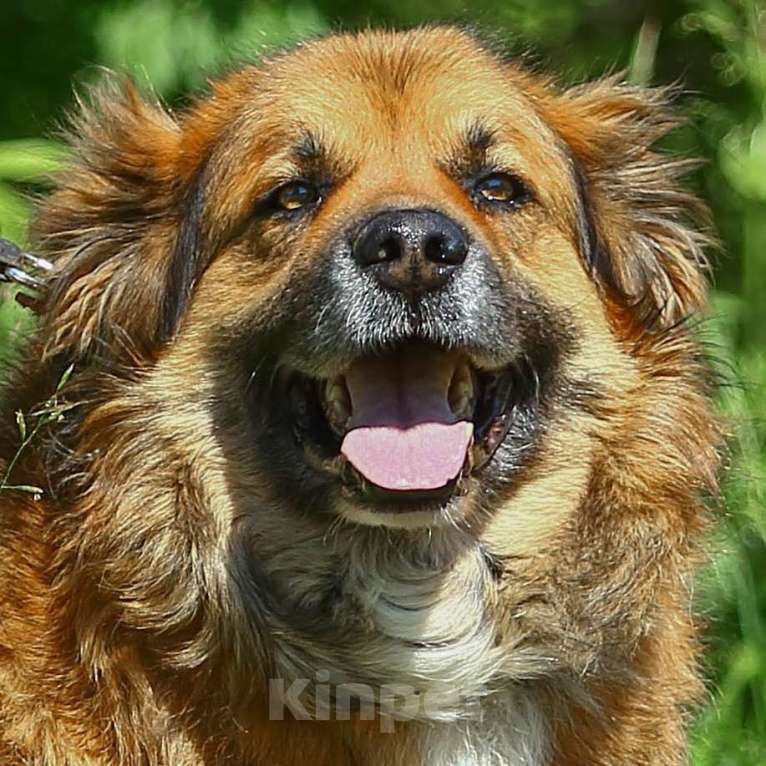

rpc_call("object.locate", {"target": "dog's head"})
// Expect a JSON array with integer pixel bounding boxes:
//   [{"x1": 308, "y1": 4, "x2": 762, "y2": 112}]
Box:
[
  {"x1": 39, "y1": 27, "x2": 709, "y2": 530},
  {"x1": 32, "y1": 28, "x2": 718, "y2": 715}
]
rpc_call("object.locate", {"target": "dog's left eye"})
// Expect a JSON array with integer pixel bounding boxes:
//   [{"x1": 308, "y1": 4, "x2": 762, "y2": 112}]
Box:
[
  {"x1": 274, "y1": 180, "x2": 321, "y2": 211},
  {"x1": 474, "y1": 173, "x2": 529, "y2": 207}
]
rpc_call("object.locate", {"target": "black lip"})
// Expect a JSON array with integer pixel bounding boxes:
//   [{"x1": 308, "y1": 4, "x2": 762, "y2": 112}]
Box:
[{"x1": 341, "y1": 473, "x2": 461, "y2": 510}]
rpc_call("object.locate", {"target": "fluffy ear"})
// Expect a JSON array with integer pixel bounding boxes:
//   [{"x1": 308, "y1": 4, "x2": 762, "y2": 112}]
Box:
[
  {"x1": 34, "y1": 78, "x2": 194, "y2": 364},
  {"x1": 543, "y1": 78, "x2": 712, "y2": 329}
]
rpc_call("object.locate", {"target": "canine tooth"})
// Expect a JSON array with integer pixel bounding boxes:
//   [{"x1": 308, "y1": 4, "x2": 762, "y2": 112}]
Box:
[
  {"x1": 448, "y1": 363, "x2": 475, "y2": 419},
  {"x1": 325, "y1": 376, "x2": 351, "y2": 430}
]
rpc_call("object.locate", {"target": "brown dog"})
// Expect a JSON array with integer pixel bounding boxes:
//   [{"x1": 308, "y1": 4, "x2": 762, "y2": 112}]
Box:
[{"x1": 0, "y1": 26, "x2": 719, "y2": 765}]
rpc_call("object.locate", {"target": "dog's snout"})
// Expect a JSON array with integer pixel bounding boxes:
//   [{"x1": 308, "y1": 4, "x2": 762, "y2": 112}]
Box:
[{"x1": 353, "y1": 209, "x2": 468, "y2": 294}]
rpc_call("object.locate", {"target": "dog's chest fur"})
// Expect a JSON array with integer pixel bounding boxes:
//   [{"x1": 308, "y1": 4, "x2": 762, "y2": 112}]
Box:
[{"x1": 244, "y1": 526, "x2": 551, "y2": 765}]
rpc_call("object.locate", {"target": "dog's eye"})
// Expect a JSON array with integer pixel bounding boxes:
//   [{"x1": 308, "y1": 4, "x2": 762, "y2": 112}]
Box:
[
  {"x1": 274, "y1": 180, "x2": 320, "y2": 211},
  {"x1": 474, "y1": 173, "x2": 529, "y2": 208}
]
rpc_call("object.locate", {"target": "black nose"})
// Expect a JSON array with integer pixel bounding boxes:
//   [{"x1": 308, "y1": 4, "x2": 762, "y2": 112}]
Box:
[{"x1": 352, "y1": 209, "x2": 469, "y2": 294}]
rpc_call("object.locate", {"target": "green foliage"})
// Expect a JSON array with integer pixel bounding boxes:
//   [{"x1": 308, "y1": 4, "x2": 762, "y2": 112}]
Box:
[
  {"x1": 95, "y1": 0, "x2": 327, "y2": 94},
  {"x1": 0, "y1": 1, "x2": 764, "y2": 761},
  {"x1": 0, "y1": 139, "x2": 61, "y2": 363}
]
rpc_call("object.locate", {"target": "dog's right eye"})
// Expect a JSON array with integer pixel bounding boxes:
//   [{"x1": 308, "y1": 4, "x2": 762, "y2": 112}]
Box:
[
  {"x1": 274, "y1": 180, "x2": 321, "y2": 212},
  {"x1": 473, "y1": 173, "x2": 530, "y2": 209}
]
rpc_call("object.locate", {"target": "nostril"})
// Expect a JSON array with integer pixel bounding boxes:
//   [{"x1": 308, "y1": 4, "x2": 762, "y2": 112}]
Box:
[
  {"x1": 424, "y1": 235, "x2": 446, "y2": 264},
  {"x1": 377, "y1": 236, "x2": 402, "y2": 264},
  {"x1": 424, "y1": 231, "x2": 467, "y2": 266},
  {"x1": 355, "y1": 228, "x2": 405, "y2": 268}
]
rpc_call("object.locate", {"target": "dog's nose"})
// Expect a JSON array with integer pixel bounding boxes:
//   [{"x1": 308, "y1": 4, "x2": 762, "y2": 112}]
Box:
[{"x1": 352, "y1": 209, "x2": 469, "y2": 294}]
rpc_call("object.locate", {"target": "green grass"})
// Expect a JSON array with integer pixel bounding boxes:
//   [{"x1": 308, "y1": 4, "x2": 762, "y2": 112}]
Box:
[{"x1": 691, "y1": 295, "x2": 766, "y2": 764}]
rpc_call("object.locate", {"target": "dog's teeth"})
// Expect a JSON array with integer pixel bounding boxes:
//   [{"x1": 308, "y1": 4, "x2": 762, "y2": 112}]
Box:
[
  {"x1": 448, "y1": 363, "x2": 476, "y2": 420},
  {"x1": 325, "y1": 376, "x2": 351, "y2": 431}
]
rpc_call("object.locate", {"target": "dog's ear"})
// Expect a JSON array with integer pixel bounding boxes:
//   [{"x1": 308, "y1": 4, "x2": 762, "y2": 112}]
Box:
[
  {"x1": 35, "y1": 77, "x2": 197, "y2": 364},
  {"x1": 543, "y1": 78, "x2": 712, "y2": 329}
]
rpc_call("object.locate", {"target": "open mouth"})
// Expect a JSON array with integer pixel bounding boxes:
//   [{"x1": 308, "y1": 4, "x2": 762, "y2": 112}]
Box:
[{"x1": 279, "y1": 344, "x2": 533, "y2": 508}]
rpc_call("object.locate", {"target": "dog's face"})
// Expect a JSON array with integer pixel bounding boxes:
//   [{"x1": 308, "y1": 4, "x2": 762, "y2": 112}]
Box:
[
  {"x1": 186, "y1": 32, "x2": 606, "y2": 531},
  {"x1": 136, "y1": 28, "x2": 701, "y2": 535},
  {"x1": 33, "y1": 27, "x2": 716, "y2": 713}
]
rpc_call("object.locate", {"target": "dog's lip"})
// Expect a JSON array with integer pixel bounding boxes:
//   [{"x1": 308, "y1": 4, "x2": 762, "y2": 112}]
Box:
[{"x1": 339, "y1": 469, "x2": 467, "y2": 511}]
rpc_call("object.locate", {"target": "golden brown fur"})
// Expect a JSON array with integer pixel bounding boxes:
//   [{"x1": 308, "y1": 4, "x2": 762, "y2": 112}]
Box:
[{"x1": 0, "y1": 27, "x2": 719, "y2": 765}]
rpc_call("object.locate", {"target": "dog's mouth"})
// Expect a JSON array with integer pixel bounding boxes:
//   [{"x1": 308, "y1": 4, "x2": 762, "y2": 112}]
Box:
[{"x1": 279, "y1": 344, "x2": 533, "y2": 509}]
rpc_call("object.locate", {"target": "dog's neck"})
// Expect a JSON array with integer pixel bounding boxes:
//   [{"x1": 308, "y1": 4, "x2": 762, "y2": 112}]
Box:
[
  {"x1": 237, "y1": 521, "x2": 552, "y2": 765},
  {"x1": 254, "y1": 525, "x2": 502, "y2": 710}
]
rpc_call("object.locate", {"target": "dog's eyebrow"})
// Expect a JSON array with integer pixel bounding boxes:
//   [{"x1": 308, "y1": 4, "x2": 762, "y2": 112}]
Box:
[
  {"x1": 290, "y1": 131, "x2": 351, "y2": 179},
  {"x1": 463, "y1": 123, "x2": 497, "y2": 155},
  {"x1": 445, "y1": 122, "x2": 497, "y2": 177},
  {"x1": 293, "y1": 131, "x2": 325, "y2": 162}
]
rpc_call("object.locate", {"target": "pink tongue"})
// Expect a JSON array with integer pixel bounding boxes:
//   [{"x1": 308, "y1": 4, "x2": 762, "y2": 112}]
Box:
[
  {"x1": 342, "y1": 422, "x2": 473, "y2": 491},
  {"x1": 340, "y1": 348, "x2": 473, "y2": 492}
]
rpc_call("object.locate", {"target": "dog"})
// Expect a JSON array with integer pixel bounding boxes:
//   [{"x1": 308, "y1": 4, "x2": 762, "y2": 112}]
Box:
[{"x1": 0, "y1": 26, "x2": 720, "y2": 766}]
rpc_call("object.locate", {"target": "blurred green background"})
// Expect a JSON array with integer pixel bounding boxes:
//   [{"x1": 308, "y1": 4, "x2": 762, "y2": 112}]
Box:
[{"x1": 0, "y1": 0, "x2": 764, "y2": 761}]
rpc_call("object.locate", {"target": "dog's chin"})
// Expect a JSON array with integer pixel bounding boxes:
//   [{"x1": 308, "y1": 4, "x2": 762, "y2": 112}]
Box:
[
  {"x1": 252, "y1": 341, "x2": 547, "y2": 529},
  {"x1": 335, "y1": 492, "x2": 474, "y2": 529}
]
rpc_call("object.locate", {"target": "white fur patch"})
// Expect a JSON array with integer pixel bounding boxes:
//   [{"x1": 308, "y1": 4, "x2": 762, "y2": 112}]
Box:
[{"x1": 419, "y1": 692, "x2": 550, "y2": 766}]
